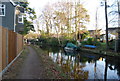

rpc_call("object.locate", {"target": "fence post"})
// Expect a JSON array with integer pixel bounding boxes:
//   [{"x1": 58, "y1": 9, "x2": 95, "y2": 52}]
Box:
[
  {"x1": 6, "y1": 29, "x2": 8, "y2": 65},
  {"x1": 0, "y1": 26, "x2": 2, "y2": 73}
]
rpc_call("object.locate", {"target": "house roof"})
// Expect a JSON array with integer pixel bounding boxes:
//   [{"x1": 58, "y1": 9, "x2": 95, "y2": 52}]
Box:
[
  {"x1": 9, "y1": 0, "x2": 16, "y2": 6},
  {"x1": 108, "y1": 27, "x2": 120, "y2": 30},
  {"x1": 88, "y1": 29, "x2": 102, "y2": 32},
  {"x1": 0, "y1": 0, "x2": 16, "y2": 6}
]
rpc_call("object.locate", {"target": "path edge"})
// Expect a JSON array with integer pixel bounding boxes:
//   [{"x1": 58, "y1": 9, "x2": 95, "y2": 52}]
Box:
[{"x1": 0, "y1": 50, "x2": 23, "y2": 80}]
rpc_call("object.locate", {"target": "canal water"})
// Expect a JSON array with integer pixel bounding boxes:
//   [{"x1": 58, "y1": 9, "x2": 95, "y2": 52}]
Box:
[{"x1": 40, "y1": 46, "x2": 120, "y2": 80}]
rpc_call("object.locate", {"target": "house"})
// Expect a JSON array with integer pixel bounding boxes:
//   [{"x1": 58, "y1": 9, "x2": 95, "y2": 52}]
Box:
[
  {"x1": 108, "y1": 27, "x2": 120, "y2": 39},
  {"x1": 0, "y1": 0, "x2": 24, "y2": 75},
  {"x1": 15, "y1": 6, "x2": 24, "y2": 33},
  {"x1": 88, "y1": 29, "x2": 105, "y2": 38},
  {"x1": 0, "y1": 0, "x2": 24, "y2": 33}
]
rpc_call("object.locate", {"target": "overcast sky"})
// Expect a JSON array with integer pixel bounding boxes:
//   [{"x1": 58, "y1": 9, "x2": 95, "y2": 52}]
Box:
[{"x1": 27, "y1": 0, "x2": 118, "y2": 30}]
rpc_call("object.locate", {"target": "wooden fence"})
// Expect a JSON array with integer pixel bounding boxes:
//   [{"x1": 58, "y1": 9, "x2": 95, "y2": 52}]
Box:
[
  {"x1": 0, "y1": 26, "x2": 23, "y2": 72},
  {"x1": 0, "y1": 26, "x2": 2, "y2": 72}
]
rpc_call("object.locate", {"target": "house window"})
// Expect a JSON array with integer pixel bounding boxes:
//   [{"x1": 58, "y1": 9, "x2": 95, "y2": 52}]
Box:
[
  {"x1": 0, "y1": 4, "x2": 5, "y2": 16},
  {"x1": 18, "y1": 15, "x2": 23, "y2": 23}
]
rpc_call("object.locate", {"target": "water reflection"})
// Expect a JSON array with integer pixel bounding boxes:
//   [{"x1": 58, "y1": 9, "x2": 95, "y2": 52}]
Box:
[{"x1": 40, "y1": 46, "x2": 120, "y2": 80}]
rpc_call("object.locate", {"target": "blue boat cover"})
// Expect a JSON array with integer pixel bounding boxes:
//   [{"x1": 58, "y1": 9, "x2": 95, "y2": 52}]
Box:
[{"x1": 84, "y1": 45, "x2": 96, "y2": 48}]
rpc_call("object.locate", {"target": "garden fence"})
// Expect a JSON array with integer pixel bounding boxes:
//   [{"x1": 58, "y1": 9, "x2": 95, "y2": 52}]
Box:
[{"x1": 0, "y1": 26, "x2": 23, "y2": 72}]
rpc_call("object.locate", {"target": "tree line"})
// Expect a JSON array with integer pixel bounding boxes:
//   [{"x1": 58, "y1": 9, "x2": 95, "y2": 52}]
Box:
[{"x1": 39, "y1": 1, "x2": 90, "y2": 41}]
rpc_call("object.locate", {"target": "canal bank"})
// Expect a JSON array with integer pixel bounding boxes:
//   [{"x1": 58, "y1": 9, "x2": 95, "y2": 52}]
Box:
[
  {"x1": 80, "y1": 47, "x2": 120, "y2": 57},
  {"x1": 3, "y1": 45, "x2": 120, "y2": 80},
  {"x1": 38, "y1": 45, "x2": 120, "y2": 80},
  {"x1": 31, "y1": 45, "x2": 70, "y2": 79}
]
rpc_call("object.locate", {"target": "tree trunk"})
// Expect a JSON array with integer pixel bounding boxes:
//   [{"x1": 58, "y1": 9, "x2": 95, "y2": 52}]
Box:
[
  {"x1": 104, "y1": 58, "x2": 108, "y2": 81},
  {"x1": 75, "y1": 1, "x2": 78, "y2": 40},
  {"x1": 105, "y1": 0, "x2": 109, "y2": 50}
]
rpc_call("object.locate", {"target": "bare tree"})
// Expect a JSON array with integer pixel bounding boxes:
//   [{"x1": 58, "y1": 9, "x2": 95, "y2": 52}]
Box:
[{"x1": 41, "y1": 1, "x2": 90, "y2": 41}]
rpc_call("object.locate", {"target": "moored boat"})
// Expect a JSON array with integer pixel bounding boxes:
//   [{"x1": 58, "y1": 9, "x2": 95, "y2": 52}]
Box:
[{"x1": 64, "y1": 43, "x2": 78, "y2": 51}]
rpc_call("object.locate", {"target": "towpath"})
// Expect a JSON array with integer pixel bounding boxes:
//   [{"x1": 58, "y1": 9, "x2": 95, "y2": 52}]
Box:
[{"x1": 16, "y1": 46, "x2": 45, "y2": 79}]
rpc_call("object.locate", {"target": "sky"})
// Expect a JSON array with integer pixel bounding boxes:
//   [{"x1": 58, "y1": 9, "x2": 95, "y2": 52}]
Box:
[{"x1": 27, "y1": 0, "x2": 118, "y2": 30}]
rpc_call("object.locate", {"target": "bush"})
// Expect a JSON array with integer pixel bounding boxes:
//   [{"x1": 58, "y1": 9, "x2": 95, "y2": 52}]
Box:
[
  {"x1": 81, "y1": 38, "x2": 94, "y2": 45},
  {"x1": 81, "y1": 38, "x2": 101, "y2": 47},
  {"x1": 69, "y1": 40, "x2": 77, "y2": 44},
  {"x1": 60, "y1": 37, "x2": 77, "y2": 47},
  {"x1": 49, "y1": 37, "x2": 59, "y2": 46},
  {"x1": 81, "y1": 41, "x2": 88, "y2": 46},
  {"x1": 37, "y1": 36, "x2": 60, "y2": 46},
  {"x1": 38, "y1": 36, "x2": 47, "y2": 44},
  {"x1": 34, "y1": 35, "x2": 78, "y2": 47},
  {"x1": 109, "y1": 39, "x2": 115, "y2": 50},
  {"x1": 94, "y1": 41, "x2": 101, "y2": 47},
  {"x1": 87, "y1": 38, "x2": 94, "y2": 45}
]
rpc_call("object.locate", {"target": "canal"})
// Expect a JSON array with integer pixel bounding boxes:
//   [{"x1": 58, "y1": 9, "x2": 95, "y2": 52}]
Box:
[{"x1": 40, "y1": 46, "x2": 120, "y2": 80}]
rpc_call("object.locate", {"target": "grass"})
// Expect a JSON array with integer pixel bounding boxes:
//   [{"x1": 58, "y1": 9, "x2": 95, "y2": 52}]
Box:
[{"x1": 31, "y1": 45, "x2": 70, "y2": 79}]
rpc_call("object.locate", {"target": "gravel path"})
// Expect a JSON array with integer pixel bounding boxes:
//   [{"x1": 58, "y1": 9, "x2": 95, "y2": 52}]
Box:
[{"x1": 16, "y1": 46, "x2": 45, "y2": 79}]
